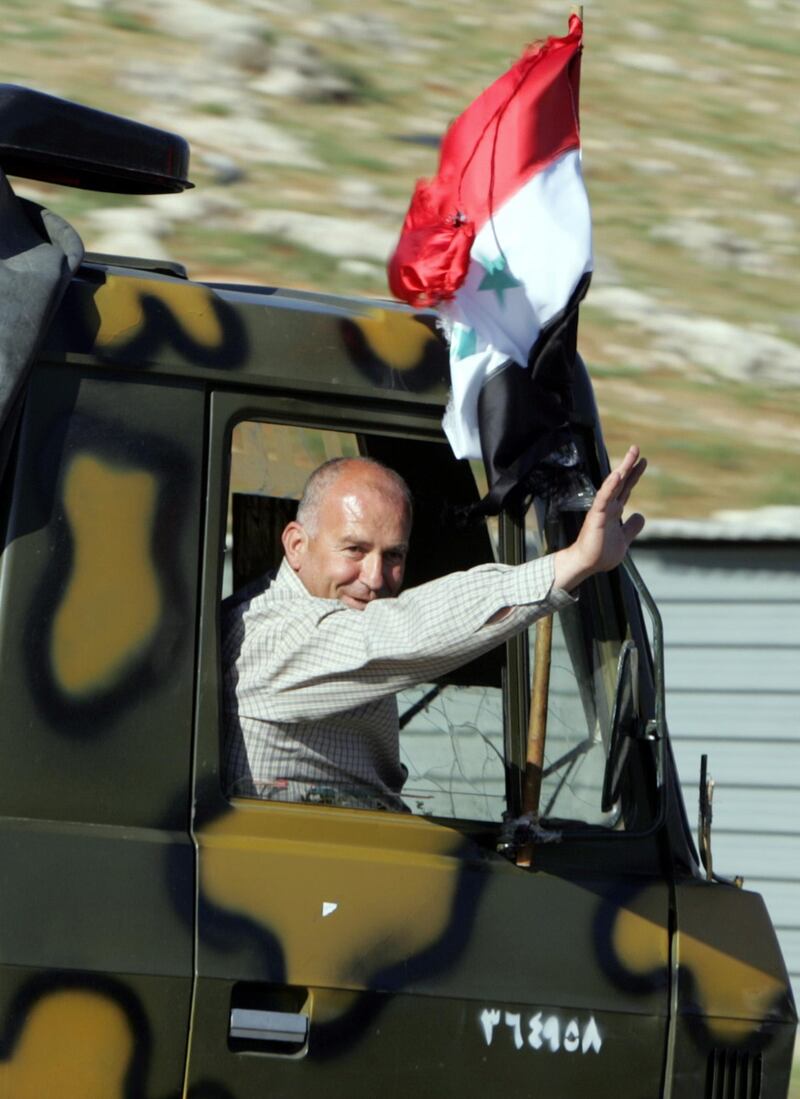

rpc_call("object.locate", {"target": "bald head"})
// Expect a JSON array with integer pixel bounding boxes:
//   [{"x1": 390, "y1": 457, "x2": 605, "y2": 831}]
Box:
[
  {"x1": 283, "y1": 458, "x2": 413, "y2": 610},
  {"x1": 296, "y1": 457, "x2": 412, "y2": 535}
]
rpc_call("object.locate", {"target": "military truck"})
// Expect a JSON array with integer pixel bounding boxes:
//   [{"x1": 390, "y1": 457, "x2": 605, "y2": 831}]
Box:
[{"x1": 0, "y1": 86, "x2": 795, "y2": 1099}]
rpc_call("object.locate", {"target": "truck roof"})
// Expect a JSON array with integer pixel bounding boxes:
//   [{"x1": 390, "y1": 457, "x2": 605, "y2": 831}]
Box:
[{"x1": 40, "y1": 255, "x2": 452, "y2": 410}]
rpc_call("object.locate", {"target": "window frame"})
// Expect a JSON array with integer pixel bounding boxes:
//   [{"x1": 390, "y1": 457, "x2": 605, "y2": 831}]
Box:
[
  {"x1": 196, "y1": 388, "x2": 520, "y2": 833},
  {"x1": 195, "y1": 388, "x2": 664, "y2": 845}
]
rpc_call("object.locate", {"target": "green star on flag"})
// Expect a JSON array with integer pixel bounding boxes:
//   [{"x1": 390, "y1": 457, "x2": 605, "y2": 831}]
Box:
[
  {"x1": 476, "y1": 254, "x2": 522, "y2": 307},
  {"x1": 450, "y1": 322, "x2": 477, "y2": 361}
]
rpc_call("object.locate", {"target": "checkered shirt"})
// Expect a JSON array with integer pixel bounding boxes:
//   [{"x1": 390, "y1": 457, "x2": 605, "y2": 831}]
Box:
[{"x1": 222, "y1": 556, "x2": 574, "y2": 811}]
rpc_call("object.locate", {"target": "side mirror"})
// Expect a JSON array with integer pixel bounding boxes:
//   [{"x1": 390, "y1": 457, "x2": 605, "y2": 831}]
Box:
[{"x1": 601, "y1": 640, "x2": 640, "y2": 812}]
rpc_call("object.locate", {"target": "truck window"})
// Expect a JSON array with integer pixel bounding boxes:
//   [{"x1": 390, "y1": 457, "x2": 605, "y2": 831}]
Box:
[
  {"x1": 221, "y1": 419, "x2": 506, "y2": 822},
  {"x1": 220, "y1": 419, "x2": 636, "y2": 830},
  {"x1": 223, "y1": 420, "x2": 359, "y2": 598}
]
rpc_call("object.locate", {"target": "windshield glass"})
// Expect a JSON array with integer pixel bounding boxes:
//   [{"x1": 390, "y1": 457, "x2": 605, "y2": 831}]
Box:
[
  {"x1": 525, "y1": 509, "x2": 625, "y2": 827},
  {"x1": 398, "y1": 683, "x2": 505, "y2": 819}
]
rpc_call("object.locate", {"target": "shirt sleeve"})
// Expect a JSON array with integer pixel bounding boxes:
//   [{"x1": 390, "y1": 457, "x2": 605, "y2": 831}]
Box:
[{"x1": 234, "y1": 555, "x2": 575, "y2": 724}]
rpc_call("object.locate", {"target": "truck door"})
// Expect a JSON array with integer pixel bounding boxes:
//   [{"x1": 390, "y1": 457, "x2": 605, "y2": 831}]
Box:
[
  {"x1": 185, "y1": 391, "x2": 672, "y2": 1099},
  {"x1": 0, "y1": 365, "x2": 201, "y2": 1098}
]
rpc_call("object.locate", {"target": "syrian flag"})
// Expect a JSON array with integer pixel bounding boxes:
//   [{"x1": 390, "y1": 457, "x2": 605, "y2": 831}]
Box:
[{"x1": 388, "y1": 15, "x2": 592, "y2": 511}]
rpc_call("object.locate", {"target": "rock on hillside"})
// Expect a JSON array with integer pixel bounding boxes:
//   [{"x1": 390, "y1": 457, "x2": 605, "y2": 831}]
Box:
[{"x1": 590, "y1": 287, "x2": 800, "y2": 388}]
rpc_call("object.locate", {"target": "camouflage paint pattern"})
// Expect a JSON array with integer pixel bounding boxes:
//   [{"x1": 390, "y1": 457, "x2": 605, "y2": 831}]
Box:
[
  {"x1": 0, "y1": 258, "x2": 794, "y2": 1099},
  {"x1": 43, "y1": 271, "x2": 450, "y2": 398},
  {"x1": 51, "y1": 455, "x2": 160, "y2": 696},
  {"x1": 94, "y1": 275, "x2": 225, "y2": 352}
]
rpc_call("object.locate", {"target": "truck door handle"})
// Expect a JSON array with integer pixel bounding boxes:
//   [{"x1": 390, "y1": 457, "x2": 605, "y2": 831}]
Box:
[{"x1": 229, "y1": 1008, "x2": 309, "y2": 1045}]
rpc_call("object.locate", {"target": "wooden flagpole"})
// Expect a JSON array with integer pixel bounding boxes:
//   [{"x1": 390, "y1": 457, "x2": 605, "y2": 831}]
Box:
[
  {"x1": 515, "y1": 611, "x2": 553, "y2": 867},
  {"x1": 516, "y1": 5, "x2": 582, "y2": 866},
  {"x1": 516, "y1": 512, "x2": 555, "y2": 868}
]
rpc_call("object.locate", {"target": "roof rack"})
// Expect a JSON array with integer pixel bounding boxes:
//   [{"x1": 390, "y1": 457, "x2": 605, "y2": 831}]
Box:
[
  {"x1": 81, "y1": 253, "x2": 189, "y2": 279},
  {"x1": 0, "y1": 84, "x2": 193, "y2": 195}
]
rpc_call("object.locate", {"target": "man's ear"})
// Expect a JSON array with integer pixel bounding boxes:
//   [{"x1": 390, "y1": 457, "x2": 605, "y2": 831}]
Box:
[{"x1": 282, "y1": 521, "x2": 307, "y2": 571}]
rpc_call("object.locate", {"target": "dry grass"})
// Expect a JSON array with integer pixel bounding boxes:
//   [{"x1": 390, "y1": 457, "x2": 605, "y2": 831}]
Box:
[{"x1": 2, "y1": 0, "x2": 798, "y2": 518}]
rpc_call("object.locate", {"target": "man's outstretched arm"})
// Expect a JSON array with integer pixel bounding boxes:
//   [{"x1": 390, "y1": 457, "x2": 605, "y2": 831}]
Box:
[{"x1": 232, "y1": 446, "x2": 648, "y2": 723}]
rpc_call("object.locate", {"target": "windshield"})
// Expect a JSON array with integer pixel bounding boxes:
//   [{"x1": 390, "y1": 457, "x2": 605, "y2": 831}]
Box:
[{"x1": 524, "y1": 508, "x2": 626, "y2": 827}]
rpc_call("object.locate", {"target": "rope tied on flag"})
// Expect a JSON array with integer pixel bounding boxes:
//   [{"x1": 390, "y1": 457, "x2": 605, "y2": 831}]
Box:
[
  {"x1": 459, "y1": 37, "x2": 552, "y2": 273},
  {"x1": 387, "y1": 181, "x2": 476, "y2": 308}
]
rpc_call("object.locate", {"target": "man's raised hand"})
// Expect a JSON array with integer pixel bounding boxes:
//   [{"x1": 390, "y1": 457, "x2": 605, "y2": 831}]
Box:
[{"x1": 553, "y1": 446, "x2": 647, "y2": 592}]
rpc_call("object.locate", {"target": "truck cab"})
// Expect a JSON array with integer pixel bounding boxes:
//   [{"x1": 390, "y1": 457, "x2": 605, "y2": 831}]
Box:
[{"x1": 0, "y1": 86, "x2": 795, "y2": 1099}]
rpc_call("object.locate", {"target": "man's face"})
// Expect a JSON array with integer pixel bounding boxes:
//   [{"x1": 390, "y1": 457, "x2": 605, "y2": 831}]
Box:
[{"x1": 283, "y1": 468, "x2": 411, "y2": 611}]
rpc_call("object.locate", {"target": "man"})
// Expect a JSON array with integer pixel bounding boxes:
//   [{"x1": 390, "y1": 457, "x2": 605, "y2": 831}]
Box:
[{"x1": 222, "y1": 447, "x2": 646, "y2": 810}]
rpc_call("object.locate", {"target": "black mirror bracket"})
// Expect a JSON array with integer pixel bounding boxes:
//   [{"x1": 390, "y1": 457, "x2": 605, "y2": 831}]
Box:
[
  {"x1": 698, "y1": 754, "x2": 744, "y2": 889},
  {"x1": 620, "y1": 554, "x2": 668, "y2": 826},
  {"x1": 698, "y1": 753, "x2": 715, "y2": 881}
]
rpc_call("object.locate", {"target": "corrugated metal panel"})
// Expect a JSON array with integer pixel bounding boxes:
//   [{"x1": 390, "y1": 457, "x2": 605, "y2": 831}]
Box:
[
  {"x1": 664, "y1": 647, "x2": 798, "y2": 692},
  {"x1": 663, "y1": 693, "x2": 798, "y2": 742},
  {"x1": 672, "y1": 741, "x2": 800, "y2": 786},
  {"x1": 659, "y1": 604, "x2": 800, "y2": 646},
  {"x1": 633, "y1": 545, "x2": 800, "y2": 599},
  {"x1": 711, "y1": 792, "x2": 798, "y2": 836},
  {"x1": 633, "y1": 542, "x2": 800, "y2": 1005},
  {"x1": 706, "y1": 835, "x2": 800, "y2": 878}
]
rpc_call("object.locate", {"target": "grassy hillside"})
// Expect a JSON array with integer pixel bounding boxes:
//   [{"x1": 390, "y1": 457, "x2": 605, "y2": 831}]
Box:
[{"x1": 2, "y1": 0, "x2": 798, "y2": 519}]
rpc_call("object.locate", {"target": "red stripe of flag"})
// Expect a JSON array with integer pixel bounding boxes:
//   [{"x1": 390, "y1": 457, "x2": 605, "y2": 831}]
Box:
[{"x1": 389, "y1": 14, "x2": 584, "y2": 308}]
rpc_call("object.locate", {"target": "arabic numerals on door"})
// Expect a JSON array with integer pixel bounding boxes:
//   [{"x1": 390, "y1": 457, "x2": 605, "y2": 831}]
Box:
[{"x1": 479, "y1": 1007, "x2": 603, "y2": 1054}]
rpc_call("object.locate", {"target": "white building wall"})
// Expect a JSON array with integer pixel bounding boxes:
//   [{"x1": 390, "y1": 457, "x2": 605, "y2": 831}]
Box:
[{"x1": 632, "y1": 541, "x2": 800, "y2": 1006}]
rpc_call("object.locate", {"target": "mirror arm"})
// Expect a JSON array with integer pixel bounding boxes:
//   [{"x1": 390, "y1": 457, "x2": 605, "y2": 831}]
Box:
[
  {"x1": 621, "y1": 553, "x2": 669, "y2": 832},
  {"x1": 621, "y1": 552, "x2": 666, "y2": 747}
]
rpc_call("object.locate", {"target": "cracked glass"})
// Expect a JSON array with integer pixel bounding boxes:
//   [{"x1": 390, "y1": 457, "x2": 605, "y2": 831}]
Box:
[{"x1": 398, "y1": 683, "x2": 506, "y2": 820}]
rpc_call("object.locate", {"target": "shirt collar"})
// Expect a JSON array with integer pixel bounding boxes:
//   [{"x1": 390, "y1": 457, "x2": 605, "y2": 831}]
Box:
[{"x1": 275, "y1": 557, "x2": 312, "y2": 598}]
